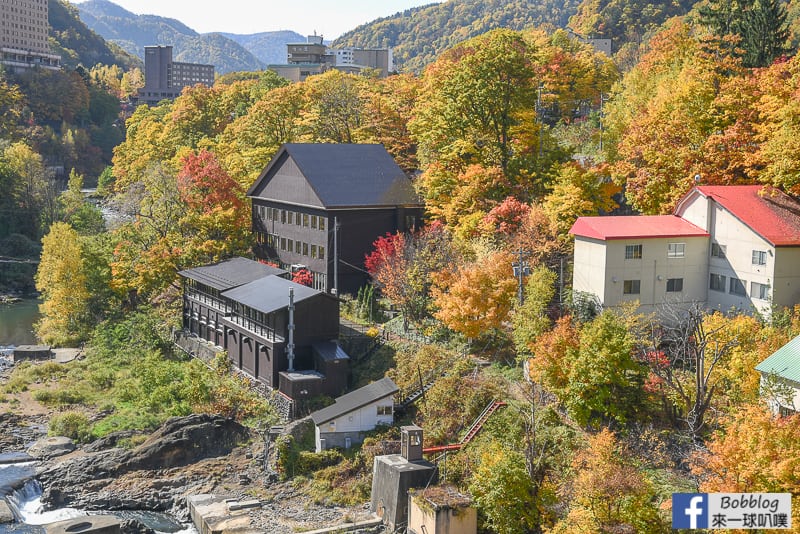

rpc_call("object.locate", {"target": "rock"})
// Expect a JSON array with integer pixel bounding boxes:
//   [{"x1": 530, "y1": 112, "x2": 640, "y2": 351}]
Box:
[
  {"x1": 119, "y1": 518, "x2": 155, "y2": 534},
  {"x1": 83, "y1": 430, "x2": 142, "y2": 452},
  {"x1": 44, "y1": 515, "x2": 122, "y2": 533},
  {"x1": 28, "y1": 436, "x2": 75, "y2": 458},
  {"x1": 0, "y1": 500, "x2": 14, "y2": 524},
  {"x1": 38, "y1": 415, "x2": 250, "y2": 511}
]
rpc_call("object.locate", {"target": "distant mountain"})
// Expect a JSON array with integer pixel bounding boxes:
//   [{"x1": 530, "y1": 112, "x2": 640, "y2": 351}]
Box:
[
  {"x1": 332, "y1": 0, "x2": 584, "y2": 72},
  {"x1": 76, "y1": 0, "x2": 265, "y2": 73},
  {"x1": 220, "y1": 31, "x2": 305, "y2": 65},
  {"x1": 50, "y1": 0, "x2": 140, "y2": 69}
]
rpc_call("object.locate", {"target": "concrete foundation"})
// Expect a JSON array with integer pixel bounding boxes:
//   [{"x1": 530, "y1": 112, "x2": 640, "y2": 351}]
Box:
[
  {"x1": 13, "y1": 345, "x2": 52, "y2": 362},
  {"x1": 370, "y1": 454, "x2": 437, "y2": 531},
  {"x1": 45, "y1": 516, "x2": 121, "y2": 534},
  {"x1": 187, "y1": 494, "x2": 262, "y2": 534}
]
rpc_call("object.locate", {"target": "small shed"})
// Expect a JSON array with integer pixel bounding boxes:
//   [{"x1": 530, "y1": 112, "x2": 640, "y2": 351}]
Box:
[
  {"x1": 310, "y1": 376, "x2": 398, "y2": 452},
  {"x1": 756, "y1": 334, "x2": 800, "y2": 415},
  {"x1": 409, "y1": 486, "x2": 477, "y2": 534}
]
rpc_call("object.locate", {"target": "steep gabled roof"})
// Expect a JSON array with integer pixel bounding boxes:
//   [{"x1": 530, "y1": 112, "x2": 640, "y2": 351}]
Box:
[
  {"x1": 221, "y1": 276, "x2": 322, "y2": 315},
  {"x1": 756, "y1": 335, "x2": 800, "y2": 383},
  {"x1": 177, "y1": 257, "x2": 287, "y2": 291},
  {"x1": 569, "y1": 215, "x2": 709, "y2": 240},
  {"x1": 247, "y1": 143, "x2": 421, "y2": 208},
  {"x1": 680, "y1": 186, "x2": 800, "y2": 247},
  {"x1": 310, "y1": 377, "x2": 398, "y2": 425}
]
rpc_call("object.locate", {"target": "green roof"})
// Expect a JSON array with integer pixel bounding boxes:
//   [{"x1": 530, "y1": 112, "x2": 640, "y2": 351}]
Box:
[{"x1": 756, "y1": 335, "x2": 800, "y2": 382}]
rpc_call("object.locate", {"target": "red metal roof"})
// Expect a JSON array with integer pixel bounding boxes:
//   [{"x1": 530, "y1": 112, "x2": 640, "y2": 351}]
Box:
[
  {"x1": 570, "y1": 215, "x2": 710, "y2": 241},
  {"x1": 691, "y1": 186, "x2": 800, "y2": 246}
]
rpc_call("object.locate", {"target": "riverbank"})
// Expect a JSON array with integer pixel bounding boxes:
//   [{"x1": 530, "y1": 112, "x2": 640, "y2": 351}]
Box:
[{"x1": 0, "y1": 357, "x2": 373, "y2": 533}]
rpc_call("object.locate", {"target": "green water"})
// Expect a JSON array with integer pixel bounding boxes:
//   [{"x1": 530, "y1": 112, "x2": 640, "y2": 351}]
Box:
[{"x1": 0, "y1": 299, "x2": 40, "y2": 346}]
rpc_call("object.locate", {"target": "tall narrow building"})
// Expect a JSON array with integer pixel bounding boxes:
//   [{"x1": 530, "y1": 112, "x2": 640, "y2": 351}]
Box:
[
  {"x1": 0, "y1": 0, "x2": 61, "y2": 71},
  {"x1": 138, "y1": 45, "x2": 215, "y2": 105}
]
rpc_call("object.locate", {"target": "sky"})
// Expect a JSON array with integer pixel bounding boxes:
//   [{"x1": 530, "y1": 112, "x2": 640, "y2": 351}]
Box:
[{"x1": 73, "y1": 0, "x2": 440, "y2": 39}]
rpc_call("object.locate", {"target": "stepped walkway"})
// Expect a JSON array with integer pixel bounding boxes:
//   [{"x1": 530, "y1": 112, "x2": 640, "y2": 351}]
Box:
[{"x1": 422, "y1": 399, "x2": 507, "y2": 454}]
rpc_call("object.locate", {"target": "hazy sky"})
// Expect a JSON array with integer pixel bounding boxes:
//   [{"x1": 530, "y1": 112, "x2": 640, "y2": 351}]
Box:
[{"x1": 73, "y1": 1, "x2": 440, "y2": 39}]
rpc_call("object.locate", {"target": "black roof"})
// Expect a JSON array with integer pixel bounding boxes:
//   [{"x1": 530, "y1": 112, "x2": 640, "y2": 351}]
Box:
[
  {"x1": 247, "y1": 143, "x2": 421, "y2": 208},
  {"x1": 222, "y1": 275, "x2": 322, "y2": 315},
  {"x1": 312, "y1": 341, "x2": 350, "y2": 361},
  {"x1": 178, "y1": 257, "x2": 287, "y2": 291},
  {"x1": 310, "y1": 377, "x2": 398, "y2": 425}
]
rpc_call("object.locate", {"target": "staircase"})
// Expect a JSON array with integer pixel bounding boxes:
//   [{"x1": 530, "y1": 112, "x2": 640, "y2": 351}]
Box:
[{"x1": 422, "y1": 399, "x2": 507, "y2": 454}]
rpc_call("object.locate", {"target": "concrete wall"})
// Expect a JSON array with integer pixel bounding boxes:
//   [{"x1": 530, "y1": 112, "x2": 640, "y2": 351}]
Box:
[
  {"x1": 408, "y1": 497, "x2": 477, "y2": 534},
  {"x1": 371, "y1": 455, "x2": 437, "y2": 531},
  {"x1": 572, "y1": 236, "x2": 607, "y2": 301},
  {"x1": 773, "y1": 247, "x2": 800, "y2": 314}
]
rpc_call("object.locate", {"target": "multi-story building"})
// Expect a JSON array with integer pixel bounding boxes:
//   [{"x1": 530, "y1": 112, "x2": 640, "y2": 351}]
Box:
[
  {"x1": 138, "y1": 45, "x2": 215, "y2": 105},
  {"x1": 248, "y1": 143, "x2": 423, "y2": 295},
  {"x1": 0, "y1": 0, "x2": 60, "y2": 71},
  {"x1": 268, "y1": 34, "x2": 392, "y2": 82},
  {"x1": 178, "y1": 256, "x2": 345, "y2": 395},
  {"x1": 571, "y1": 185, "x2": 800, "y2": 318}
]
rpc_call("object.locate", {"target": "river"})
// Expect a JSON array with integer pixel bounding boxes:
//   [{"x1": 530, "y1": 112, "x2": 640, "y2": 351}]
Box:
[{"x1": 0, "y1": 300, "x2": 40, "y2": 348}]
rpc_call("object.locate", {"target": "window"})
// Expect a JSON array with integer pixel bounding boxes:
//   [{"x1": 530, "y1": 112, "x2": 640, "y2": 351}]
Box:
[
  {"x1": 311, "y1": 215, "x2": 317, "y2": 229},
  {"x1": 286, "y1": 211, "x2": 293, "y2": 225},
  {"x1": 280, "y1": 237, "x2": 286, "y2": 251},
  {"x1": 667, "y1": 243, "x2": 685, "y2": 258},
  {"x1": 319, "y1": 217, "x2": 326, "y2": 231},
  {"x1": 711, "y1": 243, "x2": 726, "y2": 259},
  {"x1": 752, "y1": 250, "x2": 767, "y2": 266},
  {"x1": 311, "y1": 245, "x2": 317, "y2": 259},
  {"x1": 272, "y1": 208, "x2": 278, "y2": 221},
  {"x1": 377, "y1": 405, "x2": 392, "y2": 415},
  {"x1": 623, "y1": 280, "x2": 640, "y2": 294},
  {"x1": 319, "y1": 246, "x2": 325, "y2": 260},
  {"x1": 666, "y1": 278, "x2": 683, "y2": 292},
  {"x1": 266, "y1": 207, "x2": 271, "y2": 220},
  {"x1": 281, "y1": 210, "x2": 286, "y2": 224},
  {"x1": 287, "y1": 240, "x2": 293, "y2": 253},
  {"x1": 729, "y1": 277, "x2": 746, "y2": 296},
  {"x1": 710, "y1": 273, "x2": 726, "y2": 292},
  {"x1": 296, "y1": 212, "x2": 301, "y2": 226},
  {"x1": 625, "y1": 244, "x2": 643, "y2": 259},
  {"x1": 752, "y1": 281, "x2": 770, "y2": 300},
  {"x1": 303, "y1": 242, "x2": 309, "y2": 256},
  {"x1": 296, "y1": 240, "x2": 302, "y2": 253}
]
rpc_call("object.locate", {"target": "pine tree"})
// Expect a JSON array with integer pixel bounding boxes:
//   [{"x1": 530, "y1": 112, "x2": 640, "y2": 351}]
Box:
[{"x1": 741, "y1": 0, "x2": 789, "y2": 67}]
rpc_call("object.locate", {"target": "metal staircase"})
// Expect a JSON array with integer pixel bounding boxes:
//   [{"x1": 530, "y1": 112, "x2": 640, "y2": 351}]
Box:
[{"x1": 422, "y1": 399, "x2": 507, "y2": 454}]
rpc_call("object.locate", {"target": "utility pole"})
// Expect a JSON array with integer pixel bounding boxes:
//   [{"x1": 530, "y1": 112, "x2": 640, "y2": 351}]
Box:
[{"x1": 512, "y1": 247, "x2": 530, "y2": 306}]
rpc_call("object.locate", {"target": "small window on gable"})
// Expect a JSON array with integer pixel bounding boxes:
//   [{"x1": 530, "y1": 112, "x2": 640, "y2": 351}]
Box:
[
  {"x1": 625, "y1": 244, "x2": 642, "y2": 260},
  {"x1": 711, "y1": 243, "x2": 726, "y2": 258},
  {"x1": 752, "y1": 250, "x2": 767, "y2": 266},
  {"x1": 729, "y1": 277, "x2": 746, "y2": 296},
  {"x1": 710, "y1": 273, "x2": 726, "y2": 292}
]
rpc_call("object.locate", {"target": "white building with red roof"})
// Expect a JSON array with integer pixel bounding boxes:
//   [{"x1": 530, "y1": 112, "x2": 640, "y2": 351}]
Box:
[{"x1": 570, "y1": 185, "x2": 800, "y2": 317}]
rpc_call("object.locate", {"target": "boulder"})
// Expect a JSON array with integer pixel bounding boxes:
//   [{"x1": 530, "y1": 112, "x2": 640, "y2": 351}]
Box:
[
  {"x1": 0, "y1": 500, "x2": 14, "y2": 524},
  {"x1": 28, "y1": 436, "x2": 75, "y2": 458}
]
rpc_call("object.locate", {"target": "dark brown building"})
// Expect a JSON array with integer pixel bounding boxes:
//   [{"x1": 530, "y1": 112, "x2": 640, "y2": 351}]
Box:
[
  {"x1": 247, "y1": 144, "x2": 423, "y2": 295},
  {"x1": 179, "y1": 257, "x2": 345, "y2": 394}
]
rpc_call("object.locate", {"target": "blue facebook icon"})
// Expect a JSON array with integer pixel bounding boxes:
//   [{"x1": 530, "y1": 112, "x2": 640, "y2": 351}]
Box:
[{"x1": 673, "y1": 493, "x2": 709, "y2": 529}]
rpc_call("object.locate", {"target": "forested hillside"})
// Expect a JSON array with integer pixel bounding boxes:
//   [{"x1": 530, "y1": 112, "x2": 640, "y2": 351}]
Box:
[
  {"x1": 333, "y1": 0, "x2": 583, "y2": 72},
  {"x1": 76, "y1": 0, "x2": 264, "y2": 73},
  {"x1": 220, "y1": 31, "x2": 306, "y2": 65},
  {"x1": 50, "y1": 0, "x2": 139, "y2": 70}
]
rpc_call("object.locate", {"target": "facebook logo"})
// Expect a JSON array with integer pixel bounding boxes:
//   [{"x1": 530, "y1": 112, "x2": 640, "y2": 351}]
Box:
[{"x1": 673, "y1": 493, "x2": 708, "y2": 529}]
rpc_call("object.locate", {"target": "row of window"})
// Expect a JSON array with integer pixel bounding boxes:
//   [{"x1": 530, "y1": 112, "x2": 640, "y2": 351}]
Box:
[
  {"x1": 257, "y1": 232, "x2": 326, "y2": 260},
  {"x1": 626, "y1": 242, "x2": 769, "y2": 266},
  {"x1": 710, "y1": 273, "x2": 770, "y2": 300},
  {"x1": 625, "y1": 243, "x2": 685, "y2": 259},
  {"x1": 622, "y1": 278, "x2": 683, "y2": 295},
  {"x1": 257, "y1": 205, "x2": 327, "y2": 231}
]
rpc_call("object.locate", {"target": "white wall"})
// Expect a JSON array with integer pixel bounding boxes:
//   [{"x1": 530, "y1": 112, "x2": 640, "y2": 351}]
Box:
[
  {"x1": 773, "y1": 247, "x2": 800, "y2": 313},
  {"x1": 572, "y1": 237, "x2": 607, "y2": 302},
  {"x1": 315, "y1": 395, "x2": 394, "y2": 451}
]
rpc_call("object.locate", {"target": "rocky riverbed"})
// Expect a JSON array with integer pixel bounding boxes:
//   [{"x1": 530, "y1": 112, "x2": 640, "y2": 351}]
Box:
[{"x1": 0, "y1": 376, "x2": 373, "y2": 533}]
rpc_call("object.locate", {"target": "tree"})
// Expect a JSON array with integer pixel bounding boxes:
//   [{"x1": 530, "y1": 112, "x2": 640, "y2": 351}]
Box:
[
  {"x1": 58, "y1": 170, "x2": 104, "y2": 235},
  {"x1": 35, "y1": 222, "x2": 91, "y2": 345},
  {"x1": 642, "y1": 304, "x2": 743, "y2": 439},
  {"x1": 512, "y1": 266, "x2": 557, "y2": 360},
  {"x1": 565, "y1": 311, "x2": 647, "y2": 426},
  {"x1": 469, "y1": 441, "x2": 538, "y2": 534},
  {"x1": 551, "y1": 429, "x2": 668, "y2": 533},
  {"x1": 299, "y1": 70, "x2": 364, "y2": 144},
  {"x1": 692, "y1": 404, "x2": 800, "y2": 528},
  {"x1": 432, "y1": 250, "x2": 517, "y2": 339}
]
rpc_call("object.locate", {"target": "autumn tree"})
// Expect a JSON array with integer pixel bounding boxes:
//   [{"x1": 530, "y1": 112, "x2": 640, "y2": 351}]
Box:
[
  {"x1": 432, "y1": 250, "x2": 517, "y2": 340},
  {"x1": 550, "y1": 429, "x2": 668, "y2": 533},
  {"x1": 57, "y1": 170, "x2": 104, "y2": 235},
  {"x1": 365, "y1": 222, "x2": 455, "y2": 326},
  {"x1": 35, "y1": 222, "x2": 91, "y2": 345},
  {"x1": 693, "y1": 404, "x2": 800, "y2": 528},
  {"x1": 299, "y1": 70, "x2": 364, "y2": 144},
  {"x1": 512, "y1": 266, "x2": 557, "y2": 360}
]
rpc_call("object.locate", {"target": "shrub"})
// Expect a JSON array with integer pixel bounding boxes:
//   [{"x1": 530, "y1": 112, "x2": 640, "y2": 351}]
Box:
[
  {"x1": 33, "y1": 386, "x2": 90, "y2": 406},
  {"x1": 48, "y1": 411, "x2": 91, "y2": 442}
]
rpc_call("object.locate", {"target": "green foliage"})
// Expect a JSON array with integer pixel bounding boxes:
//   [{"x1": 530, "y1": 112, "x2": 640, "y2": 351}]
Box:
[
  {"x1": 512, "y1": 266, "x2": 557, "y2": 360},
  {"x1": 569, "y1": 0, "x2": 696, "y2": 43},
  {"x1": 48, "y1": 410, "x2": 92, "y2": 442},
  {"x1": 334, "y1": 0, "x2": 582, "y2": 73}
]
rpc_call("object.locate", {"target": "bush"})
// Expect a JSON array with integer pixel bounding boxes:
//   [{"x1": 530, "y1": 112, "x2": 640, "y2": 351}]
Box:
[
  {"x1": 49, "y1": 411, "x2": 91, "y2": 442},
  {"x1": 33, "y1": 386, "x2": 90, "y2": 406},
  {"x1": 295, "y1": 449, "x2": 344, "y2": 476}
]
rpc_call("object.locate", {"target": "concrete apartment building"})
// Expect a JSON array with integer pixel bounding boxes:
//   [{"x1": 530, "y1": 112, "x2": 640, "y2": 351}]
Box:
[
  {"x1": 571, "y1": 185, "x2": 800, "y2": 319},
  {"x1": 138, "y1": 45, "x2": 215, "y2": 105},
  {"x1": 0, "y1": 0, "x2": 60, "y2": 71},
  {"x1": 269, "y1": 34, "x2": 393, "y2": 82}
]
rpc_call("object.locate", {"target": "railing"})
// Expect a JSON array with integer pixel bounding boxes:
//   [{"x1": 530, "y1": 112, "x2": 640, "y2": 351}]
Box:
[
  {"x1": 225, "y1": 314, "x2": 282, "y2": 342},
  {"x1": 186, "y1": 290, "x2": 231, "y2": 314}
]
